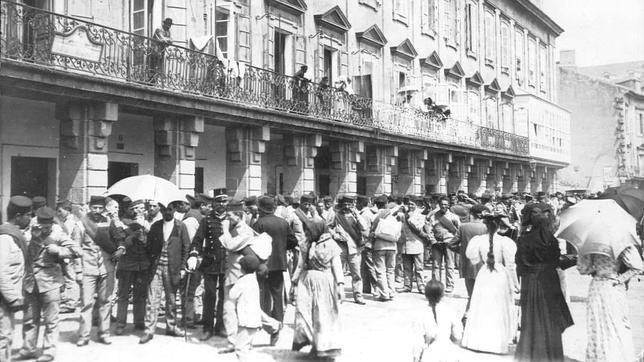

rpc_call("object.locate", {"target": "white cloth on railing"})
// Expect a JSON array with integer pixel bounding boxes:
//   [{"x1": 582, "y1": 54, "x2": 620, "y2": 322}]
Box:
[{"x1": 189, "y1": 35, "x2": 212, "y2": 52}]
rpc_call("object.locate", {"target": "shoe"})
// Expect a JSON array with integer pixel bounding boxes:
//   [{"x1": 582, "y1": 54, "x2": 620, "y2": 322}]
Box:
[
  {"x1": 76, "y1": 339, "x2": 89, "y2": 347},
  {"x1": 377, "y1": 296, "x2": 391, "y2": 302},
  {"x1": 36, "y1": 355, "x2": 54, "y2": 362},
  {"x1": 98, "y1": 336, "x2": 112, "y2": 345},
  {"x1": 114, "y1": 327, "x2": 124, "y2": 336},
  {"x1": 218, "y1": 345, "x2": 235, "y2": 354},
  {"x1": 60, "y1": 306, "x2": 75, "y2": 314},
  {"x1": 200, "y1": 330, "x2": 215, "y2": 341},
  {"x1": 354, "y1": 299, "x2": 366, "y2": 305},
  {"x1": 398, "y1": 287, "x2": 412, "y2": 293},
  {"x1": 14, "y1": 350, "x2": 37, "y2": 360},
  {"x1": 270, "y1": 331, "x2": 280, "y2": 346},
  {"x1": 165, "y1": 328, "x2": 184, "y2": 337},
  {"x1": 139, "y1": 333, "x2": 154, "y2": 344}
]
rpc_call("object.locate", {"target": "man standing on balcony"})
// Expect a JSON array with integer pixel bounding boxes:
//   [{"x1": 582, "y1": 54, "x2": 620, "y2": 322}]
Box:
[{"x1": 150, "y1": 18, "x2": 173, "y2": 83}]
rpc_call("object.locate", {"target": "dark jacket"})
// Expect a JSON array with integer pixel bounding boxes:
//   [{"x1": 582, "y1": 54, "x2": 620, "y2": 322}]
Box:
[
  {"x1": 147, "y1": 219, "x2": 190, "y2": 288},
  {"x1": 118, "y1": 232, "x2": 151, "y2": 272},
  {"x1": 253, "y1": 214, "x2": 297, "y2": 271},
  {"x1": 190, "y1": 212, "x2": 226, "y2": 274},
  {"x1": 448, "y1": 221, "x2": 488, "y2": 279}
]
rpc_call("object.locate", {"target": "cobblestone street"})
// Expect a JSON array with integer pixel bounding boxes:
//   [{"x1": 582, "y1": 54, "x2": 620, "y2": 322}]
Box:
[{"x1": 10, "y1": 268, "x2": 644, "y2": 362}]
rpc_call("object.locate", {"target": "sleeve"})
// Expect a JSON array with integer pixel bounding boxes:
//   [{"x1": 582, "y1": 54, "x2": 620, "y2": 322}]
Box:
[
  {"x1": 355, "y1": 212, "x2": 368, "y2": 232},
  {"x1": 57, "y1": 231, "x2": 80, "y2": 259},
  {"x1": 448, "y1": 225, "x2": 462, "y2": 252},
  {"x1": 616, "y1": 246, "x2": 644, "y2": 284},
  {"x1": 0, "y1": 236, "x2": 23, "y2": 305},
  {"x1": 465, "y1": 235, "x2": 482, "y2": 265},
  {"x1": 180, "y1": 223, "x2": 191, "y2": 267},
  {"x1": 502, "y1": 236, "x2": 518, "y2": 269}
]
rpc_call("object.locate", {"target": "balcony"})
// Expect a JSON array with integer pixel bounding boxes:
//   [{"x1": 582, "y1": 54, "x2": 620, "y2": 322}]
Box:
[{"x1": 0, "y1": 0, "x2": 529, "y2": 156}]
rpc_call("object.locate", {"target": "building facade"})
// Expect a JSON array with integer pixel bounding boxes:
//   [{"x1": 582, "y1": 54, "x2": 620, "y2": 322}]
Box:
[
  {"x1": 558, "y1": 57, "x2": 644, "y2": 191},
  {"x1": 0, "y1": 0, "x2": 569, "y2": 215}
]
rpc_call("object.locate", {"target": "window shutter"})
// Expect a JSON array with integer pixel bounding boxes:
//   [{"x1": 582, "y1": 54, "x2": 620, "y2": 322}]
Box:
[
  {"x1": 313, "y1": 41, "x2": 325, "y2": 82},
  {"x1": 294, "y1": 34, "x2": 307, "y2": 73},
  {"x1": 236, "y1": 14, "x2": 251, "y2": 63},
  {"x1": 339, "y1": 49, "x2": 348, "y2": 77},
  {"x1": 263, "y1": 23, "x2": 275, "y2": 70}
]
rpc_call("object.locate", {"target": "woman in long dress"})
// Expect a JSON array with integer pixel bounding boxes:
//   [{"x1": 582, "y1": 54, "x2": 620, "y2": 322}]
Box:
[
  {"x1": 291, "y1": 210, "x2": 344, "y2": 359},
  {"x1": 578, "y1": 242, "x2": 643, "y2": 362},
  {"x1": 461, "y1": 214, "x2": 519, "y2": 354},
  {"x1": 515, "y1": 203, "x2": 574, "y2": 362},
  {"x1": 415, "y1": 279, "x2": 463, "y2": 362}
]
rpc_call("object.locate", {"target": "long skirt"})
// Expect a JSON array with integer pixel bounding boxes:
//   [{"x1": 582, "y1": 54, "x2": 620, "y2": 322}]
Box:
[
  {"x1": 292, "y1": 269, "x2": 341, "y2": 358},
  {"x1": 515, "y1": 265, "x2": 573, "y2": 362},
  {"x1": 461, "y1": 264, "x2": 516, "y2": 354},
  {"x1": 585, "y1": 278, "x2": 635, "y2": 362}
]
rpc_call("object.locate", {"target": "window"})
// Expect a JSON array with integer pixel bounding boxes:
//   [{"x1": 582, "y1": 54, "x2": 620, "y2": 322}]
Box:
[
  {"x1": 448, "y1": 84, "x2": 464, "y2": 120},
  {"x1": 131, "y1": 0, "x2": 153, "y2": 36},
  {"x1": 274, "y1": 31, "x2": 287, "y2": 75},
  {"x1": 422, "y1": 0, "x2": 438, "y2": 36},
  {"x1": 465, "y1": 2, "x2": 478, "y2": 56},
  {"x1": 638, "y1": 112, "x2": 644, "y2": 135},
  {"x1": 539, "y1": 45, "x2": 548, "y2": 93},
  {"x1": 354, "y1": 55, "x2": 374, "y2": 98},
  {"x1": 500, "y1": 21, "x2": 510, "y2": 73},
  {"x1": 324, "y1": 48, "x2": 334, "y2": 84},
  {"x1": 467, "y1": 90, "x2": 480, "y2": 124},
  {"x1": 236, "y1": 14, "x2": 251, "y2": 63},
  {"x1": 484, "y1": 11, "x2": 495, "y2": 65},
  {"x1": 422, "y1": 73, "x2": 438, "y2": 106},
  {"x1": 528, "y1": 38, "x2": 537, "y2": 87},
  {"x1": 444, "y1": 0, "x2": 458, "y2": 47},
  {"x1": 485, "y1": 96, "x2": 498, "y2": 129},
  {"x1": 501, "y1": 102, "x2": 514, "y2": 133},
  {"x1": 215, "y1": 8, "x2": 230, "y2": 59},
  {"x1": 394, "y1": 0, "x2": 409, "y2": 25},
  {"x1": 515, "y1": 28, "x2": 524, "y2": 85}
]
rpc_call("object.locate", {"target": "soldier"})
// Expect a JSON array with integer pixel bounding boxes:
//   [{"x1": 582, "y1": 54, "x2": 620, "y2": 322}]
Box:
[
  {"x1": 187, "y1": 189, "x2": 229, "y2": 341},
  {"x1": 16, "y1": 207, "x2": 79, "y2": 362},
  {"x1": 0, "y1": 196, "x2": 31, "y2": 362}
]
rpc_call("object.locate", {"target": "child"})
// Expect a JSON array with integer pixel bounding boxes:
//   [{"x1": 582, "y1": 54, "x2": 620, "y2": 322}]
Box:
[
  {"x1": 228, "y1": 255, "x2": 262, "y2": 360},
  {"x1": 414, "y1": 279, "x2": 463, "y2": 362}
]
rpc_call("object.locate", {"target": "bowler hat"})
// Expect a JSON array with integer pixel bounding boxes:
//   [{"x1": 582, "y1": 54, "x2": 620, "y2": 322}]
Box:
[
  {"x1": 35, "y1": 206, "x2": 56, "y2": 223},
  {"x1": 244, "y1": 196, "x2": 258, "y2": 207},
  {"x1": 257, "y1": 196, "x2": 276, "y2": 214}
]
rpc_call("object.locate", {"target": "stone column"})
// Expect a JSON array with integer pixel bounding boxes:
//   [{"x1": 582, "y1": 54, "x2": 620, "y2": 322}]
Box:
[
  {"x1": 365, "y1": 145, "x2": 396, "y2": 196},
  {"x1": 328, "y1": 140, "x2": 364, "y2": 196},
  {"x1": 398, "y1": 149, "x2": 427, "y2": 195},
  {"x1": 154, "y1": 116, "x2": 204, "y2": 195},
  {"x1": 506, "y1": 164, "x2": 519, "y2": 193},
  {"x1": 283, "y1": 134, "x2": 321, "y2": 196},
  {"x1": 226, "y1": 126, "x2": 270, "y2": 198},
  {"x1": 58, "y1": 102, "x2": 118, "y2": 204},
  {"x1": 530, "y1": 166, "x2": 544, "y2": 193},
  {"x1": 473, "y1": 159, "x2": 492, "y2": 195}
]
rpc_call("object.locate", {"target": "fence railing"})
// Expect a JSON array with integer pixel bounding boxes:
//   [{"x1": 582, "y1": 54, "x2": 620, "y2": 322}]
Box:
[{"x1": 0, "y1": 0, "x2": 529, "y2": 156}]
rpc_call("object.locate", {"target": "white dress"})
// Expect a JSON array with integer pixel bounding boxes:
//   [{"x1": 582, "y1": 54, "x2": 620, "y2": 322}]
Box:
[
  {"x1": 461, "y1": 233, "x2": 517, "y2": 354},
  {"x1": 418, "y1": 302, "x2": 463, "y2": 362}
]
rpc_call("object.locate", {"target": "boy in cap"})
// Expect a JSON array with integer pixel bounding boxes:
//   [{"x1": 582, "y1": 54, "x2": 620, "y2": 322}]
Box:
[
  {"x1": 17, "y1": 207, "x2": 79, "y2": 362},
  {"x1": 227, "y1": 255, "x2": 262, "y2": 359},
  {"x1": 55, "y1": 200, "x2": 83, "y2": 313},
  {"x1": 0, "y1": 196, "x2": 32, "y2": 362}
]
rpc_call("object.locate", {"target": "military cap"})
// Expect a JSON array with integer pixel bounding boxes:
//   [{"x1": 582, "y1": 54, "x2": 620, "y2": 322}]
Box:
[
  {"x1": 536, "y1": 191, "x2": 547, "y2": 199},
  {"x1": 337, "y1": 194, "x2": 355, "y2": 203},
  {"x1": 227, "y1": 199, "x2": 244, "y2": 212},
  {"x1": 9, "y1": 195, "x2": 32, "y2": 214},
  {"x1": 501, "y1": 193, "x2": 513, "y2": 200},
  {"x1": 89, "y1": 195, "x2": 106, "y2": 206},
  {"x1": 356, "y1": 195, "x2": 370, "y2": 204},
  {"x1": 212, "y1": 188, "x2": 228, "y2": 202},
  {"x1": 35, "y1": 206, "x2": 56, "y2": 223},
  {"x1": 32, "y1": 196, "x2": 47, "y2": 209}
]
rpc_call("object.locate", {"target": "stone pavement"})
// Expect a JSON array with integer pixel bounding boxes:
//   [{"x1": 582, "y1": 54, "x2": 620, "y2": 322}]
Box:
[{"x1": 10, "y1": 268, "x2": 644, "y2": 362}]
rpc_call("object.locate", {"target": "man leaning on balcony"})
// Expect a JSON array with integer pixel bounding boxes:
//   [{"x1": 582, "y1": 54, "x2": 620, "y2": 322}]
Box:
[{"x1": 150, "y1": 18, "x2": 173, "y2": 83}]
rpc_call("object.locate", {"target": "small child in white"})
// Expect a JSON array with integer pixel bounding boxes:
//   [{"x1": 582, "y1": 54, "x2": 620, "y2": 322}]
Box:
[{"x1": 229, "y1": 254, "x2": 262, "y2": 359}]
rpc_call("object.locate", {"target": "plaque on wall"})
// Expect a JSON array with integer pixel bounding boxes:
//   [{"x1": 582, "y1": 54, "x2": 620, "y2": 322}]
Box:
[{"x1": 51, "y1": 26, "x2": 104, "y2": 63}]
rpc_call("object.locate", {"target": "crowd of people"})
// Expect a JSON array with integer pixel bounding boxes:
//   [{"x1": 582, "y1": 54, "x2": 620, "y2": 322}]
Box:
[{"x1": 0, "y1": 189, "x2": 641, "y2": 362}]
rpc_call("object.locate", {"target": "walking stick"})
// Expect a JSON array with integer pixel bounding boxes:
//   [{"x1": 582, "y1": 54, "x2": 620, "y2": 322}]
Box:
[{"x1": 184, "y1": 270, "x2": 192, "y2": 343}]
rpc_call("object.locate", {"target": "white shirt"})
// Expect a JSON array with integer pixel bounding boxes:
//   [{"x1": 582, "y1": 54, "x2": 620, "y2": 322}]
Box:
[
  {"x1": 183, "y1": 217, "x2": 200, "y2": 241},
  {"x1": 163, "y1": 219, "x2": 174, "y2": 241}
]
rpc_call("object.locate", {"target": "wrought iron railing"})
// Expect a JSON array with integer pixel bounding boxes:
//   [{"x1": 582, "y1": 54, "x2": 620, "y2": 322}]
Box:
[{"x1": 0, "y1": 0, "x2": 529, "y2": 156}]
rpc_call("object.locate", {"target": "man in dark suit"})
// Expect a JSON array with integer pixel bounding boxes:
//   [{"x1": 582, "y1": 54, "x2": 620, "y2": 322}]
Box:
[
  {"x1": 448, "y1": 204, "x2": 488, "y2": 325},
  {"x1": 139, "y1": 203, "x2": 190, "y2": 344},
  {"x1": 252, "y1": 196, "x2": 297, "y2": 345}
]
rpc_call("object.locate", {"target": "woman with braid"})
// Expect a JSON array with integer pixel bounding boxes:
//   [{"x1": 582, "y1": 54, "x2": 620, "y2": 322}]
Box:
[
  {"x1": 414, "y1": 279, "x2": 462, "y2": 362},
  {"x1": 460, "y1": 213, "x2": 519, "y2": 354}
]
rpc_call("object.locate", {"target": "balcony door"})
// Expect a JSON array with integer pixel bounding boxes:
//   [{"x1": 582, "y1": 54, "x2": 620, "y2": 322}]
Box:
[{"x1": 130, "y1": 0, "x2": 154, "y2": 75}]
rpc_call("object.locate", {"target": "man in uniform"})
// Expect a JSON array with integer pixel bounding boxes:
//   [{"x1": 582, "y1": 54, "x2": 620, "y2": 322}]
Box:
[
  {"x1": 187, "y1": 189, "x2": 228, "y2": 340},
  {"x1": 16, "y1": 207, "x2": 79, "y2": 362},
  {"x1": 427, "y1": 196, "x2": 460, "y2": 293},
  {"x1": 0, "y1": 196, "x2": 31, "y2": 362}
]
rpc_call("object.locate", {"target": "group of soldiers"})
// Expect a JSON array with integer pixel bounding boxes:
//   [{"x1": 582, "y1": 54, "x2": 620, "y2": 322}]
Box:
[{"x1": 0, "y1": 188, "x2": 571, "y2": 362}]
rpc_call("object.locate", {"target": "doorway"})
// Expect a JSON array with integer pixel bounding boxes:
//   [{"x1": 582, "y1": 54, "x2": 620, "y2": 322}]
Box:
[
  {"x1": 108, "y1": 161, "x2": 139, "y2": 187},
  {"x1": 11, "y1": 156, "x2": 55, "y2": 201}
]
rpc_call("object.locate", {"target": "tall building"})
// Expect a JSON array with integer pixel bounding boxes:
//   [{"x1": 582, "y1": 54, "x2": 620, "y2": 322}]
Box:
[
  {"x1": 558, "y1": 54, "x2": 644, "y2": 191},
  {"x1": 0, "y1": 0, "x2": 569, "y2": 213}
]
